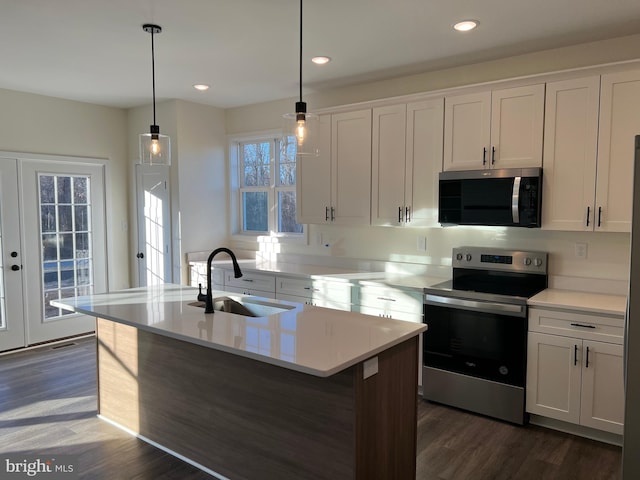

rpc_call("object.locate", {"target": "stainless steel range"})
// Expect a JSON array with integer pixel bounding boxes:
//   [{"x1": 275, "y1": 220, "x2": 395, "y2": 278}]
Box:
[{"x1": 422, "y1": 246, "x2": 548, "y2": 425}]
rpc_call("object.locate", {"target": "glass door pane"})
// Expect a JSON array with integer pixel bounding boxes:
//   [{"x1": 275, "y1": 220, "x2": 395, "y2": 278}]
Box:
[{"x1": 39, "y1": 174, "x2": 95, "y2": 320}]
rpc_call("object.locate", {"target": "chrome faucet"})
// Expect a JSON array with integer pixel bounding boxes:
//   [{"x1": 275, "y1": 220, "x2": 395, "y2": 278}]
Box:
[{"x1": 198, "y1": 247, "x2": 243, "y2": 313}]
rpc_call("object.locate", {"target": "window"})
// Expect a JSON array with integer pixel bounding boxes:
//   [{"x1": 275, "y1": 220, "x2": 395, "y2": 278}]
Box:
[
  {"x1": 233, "y1": 134, "x2": 304, "y2": 239},
  {"x1": 39, "y1": 174, "x2": 95, "y2": 320}
]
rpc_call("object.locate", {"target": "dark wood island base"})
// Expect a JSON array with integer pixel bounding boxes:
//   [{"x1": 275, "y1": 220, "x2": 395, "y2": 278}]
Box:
[{"x1": 96, "y1": 318, "x2": 419, "y2": 480}]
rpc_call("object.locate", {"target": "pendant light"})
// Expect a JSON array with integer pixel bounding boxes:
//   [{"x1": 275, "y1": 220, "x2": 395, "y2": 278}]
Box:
[
  {"x1": 282, "y1": 0, "x2": 319, "y2": 158},
  {"x1": 139, "y1": 23, "x2": 171, "y2": 165}
]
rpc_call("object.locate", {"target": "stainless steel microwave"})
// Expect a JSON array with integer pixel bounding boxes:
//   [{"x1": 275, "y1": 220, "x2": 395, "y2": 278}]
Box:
[{"x1": 438, "y1": 167, "x2": 542, "y2": 227}]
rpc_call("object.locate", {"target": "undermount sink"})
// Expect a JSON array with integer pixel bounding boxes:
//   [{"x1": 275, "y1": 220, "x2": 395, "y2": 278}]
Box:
[{"x1": 189, "y1": 296, "x2": 295, "y2": 317}]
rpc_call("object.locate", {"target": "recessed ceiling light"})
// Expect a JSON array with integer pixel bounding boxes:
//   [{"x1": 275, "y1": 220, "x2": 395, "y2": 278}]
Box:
[
  {"x1": 193, "y1": 84, "x2": 210, "y2": 91},
  {"x1": 311, "y1": 56, "x2": 331, "y2": 65},
  {"x1": 453, "y1": 20, "x2": 478, "y2": 32}
]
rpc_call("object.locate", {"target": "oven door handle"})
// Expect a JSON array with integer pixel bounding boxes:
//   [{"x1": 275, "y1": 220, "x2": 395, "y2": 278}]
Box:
[{"x1": 424, "y1": 294, "x2": 526, "y2": 317}]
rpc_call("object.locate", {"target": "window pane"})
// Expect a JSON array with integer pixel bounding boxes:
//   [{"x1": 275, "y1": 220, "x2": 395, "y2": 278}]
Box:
[
  {"x1": 42, "y1": 234, "x2": 58, "y2": 261},
  {"x1": 278, "y1": 191, "x2": 303, "y2": 234},
  {"x1": 242, "y1": 142, "x2": 270, "y2": 187},
  {"x1": 74, "y1": 177, "x2": 88, "y2": 203},
  {"x1": 74, "y1": 205, "x2": 89, "y2": 231},
  {"x1": 242, "y1": 192, "x2": 268, "y2": 232},
  {"x1": 57, "y1": 176, "x2": 71, "y2": 203},
  {"x1": 58, "y1": 205, "x2": 73, "y2": 232},
  {"x1": 41, "y1": 205, "x2": 56, "y2": 232},
  {"x1": 279, "y1": 159, "x2": 296, "y2": 186},
  {"x1": 40, "y1": 176, "x2": 55, "y2": 203},
  {"x1": 58, "y1": 233, "x2": 74, "y2": 260},
  {"x1": 281, "y1": 136, "x2": 297, "y2": 162}
]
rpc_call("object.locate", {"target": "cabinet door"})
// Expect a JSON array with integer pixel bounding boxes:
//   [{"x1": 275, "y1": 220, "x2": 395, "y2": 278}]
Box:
[
  {"x1": 580, "y1": 341, "x2": 624, "y2": 434},
  {"x1": 542, "y1": 77, "x2": 600, "y2": 231},
  {"x1": 526, "y1": 332, "x2": 581, "y2": 424},
  {"x1": 443, "y1": 91, "x2": 491, "y2": 171},
  {"x1": 405, "y1": 98, "x2": 444, "y2": 227},
  {"x1": 371, "y1": 104, "x2": 407, "y2": 226},
  {"x1": 490, "y1": 84, "x2": 545, "y2": 168},
  {"x1": 331, "y1": 110, "x2": 372, "y2": 225},
  {"x1": 595, "y1": 69, "x2": 640, "y2": 232},
  {"x1": 296, "y1": 114, "x2": 331, "y2": 224}
]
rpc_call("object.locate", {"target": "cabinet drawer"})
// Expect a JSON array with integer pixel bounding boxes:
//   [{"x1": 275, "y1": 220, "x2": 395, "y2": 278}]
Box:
[
  {"x1": 223, "y1": 285, "x2": 275, "y2": 298},
  {"x1": 358, "y1": 305, "x2": 423, "y2": 323},
  {"x1": 225, "y1": 271, "x2": 275, "y2": 293},
  {"x1": 276, "y1": 276, "x2": 315, "y2": 298},
  {"x1": 529, "y1": 307, "x2": 624, "y2": 344},
  {"x1": 356, "y1": 285, "x2": 423, "y2": 315}
]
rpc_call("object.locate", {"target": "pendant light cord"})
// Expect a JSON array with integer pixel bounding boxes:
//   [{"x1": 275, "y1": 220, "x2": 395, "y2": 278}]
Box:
[
  {"x1": 151, "y1": 28, "x2": 157, "y2": 125},
  {"x1": 299, "y1": 0, "x2": 303, "y2": 103}
]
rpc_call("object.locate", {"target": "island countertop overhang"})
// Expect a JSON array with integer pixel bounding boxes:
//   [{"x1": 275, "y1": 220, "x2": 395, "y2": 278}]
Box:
[{"x1": 52, "y1": 283, "x2": 426, "y2": 377}]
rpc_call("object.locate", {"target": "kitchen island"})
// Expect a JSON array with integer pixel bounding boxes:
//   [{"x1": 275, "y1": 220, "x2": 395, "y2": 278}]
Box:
[{"x1": 54, "y1": 284, "x2": 426, "y2": 480}]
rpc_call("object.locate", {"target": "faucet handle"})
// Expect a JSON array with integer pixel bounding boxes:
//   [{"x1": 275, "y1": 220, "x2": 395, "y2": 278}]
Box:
[{"x1": 197, "y1": 283, "x2": 207, "y2": 302}]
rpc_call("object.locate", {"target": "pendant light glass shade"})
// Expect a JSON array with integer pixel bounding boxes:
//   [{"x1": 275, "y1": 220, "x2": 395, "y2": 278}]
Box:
[
  {"x1": 282, "y1": 0, "x2": 319, "y2": 159},
  {"x1": 139, "y1": 129, "x2": 171, "y2": 165},
  {"x1": 139, "y1": 23, "x2": 171, "y2": 166}
]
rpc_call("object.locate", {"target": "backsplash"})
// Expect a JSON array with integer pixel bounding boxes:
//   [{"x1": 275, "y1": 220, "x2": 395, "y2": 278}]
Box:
[{"x1": 231, "y1": 225, "x2": 630, "y2": 294}]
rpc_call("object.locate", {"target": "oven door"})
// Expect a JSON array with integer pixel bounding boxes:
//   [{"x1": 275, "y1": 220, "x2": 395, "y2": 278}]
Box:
[{"x1": 423, "y1": 294, "x2": 527, "y2": 387}]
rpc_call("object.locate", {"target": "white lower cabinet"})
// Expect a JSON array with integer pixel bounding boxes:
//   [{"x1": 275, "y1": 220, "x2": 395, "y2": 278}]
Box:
[
  {"x1": 526, "y1": 307, "x2": 625, "y2": 435},
  {"x1": 275, "y1": 276, "x2": 353, "y2": 311}
]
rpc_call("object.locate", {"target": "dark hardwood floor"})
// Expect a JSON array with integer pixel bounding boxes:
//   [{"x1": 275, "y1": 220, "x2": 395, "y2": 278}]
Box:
[{"x1": 0, "y1": 337, "x2": 622, "y2": 479}]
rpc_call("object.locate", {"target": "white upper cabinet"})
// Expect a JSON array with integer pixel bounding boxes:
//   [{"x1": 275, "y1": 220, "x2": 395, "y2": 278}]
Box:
[
  {"x1": 371, "y1": 104, "x2": 407, "y2": 226},
  {"x1": 405, "y1": 99, "x2": 444, "y2": 227},
  {"x1": 542, "y1": 76, "x2": 600, "y2": 231},
  {"x1": 594, "y1": 69, "x2": 640, "y2": 233},
  {"x1": 443, "y1": 84, "x2": 544, "y2": 171},
  {"x1": 297, "y1": 110, "x2": 372, "y2": 225},
  {"x1": 371, "y1": 99, "x2": 444, "y2": 227},
  {"x1": 331, "y1": 109, "x2": 372, "y2": 225}
]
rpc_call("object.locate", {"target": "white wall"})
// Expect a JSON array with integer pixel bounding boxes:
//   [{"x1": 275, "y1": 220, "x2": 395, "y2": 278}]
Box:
[
  {"x1": 128, "y1": 100, "x2": 228, "y2": 284},
  {"x1": 0, "y1": 87, "x2": 130, "y2": 290},
  {"x1": 223, "y1": 34, "x2": 640, "y2": 287},
  {"x1": 176, "y1": 100, "x2": 228, "y2": 281}
]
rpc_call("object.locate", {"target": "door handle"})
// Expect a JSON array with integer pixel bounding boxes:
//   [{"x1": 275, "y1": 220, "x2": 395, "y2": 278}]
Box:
[
  {"x1": 512, "y1": 176, "x2": 521, "y2": 224},
  {"x1": 11, "y1": 265, "x2": 22, "y2": 271},
  {"x1": 10, "y1": 251, "x2": 18, "y2": 258},
  {"x1": 136, "y1": 252, "x2": 145, "y2": 259}
]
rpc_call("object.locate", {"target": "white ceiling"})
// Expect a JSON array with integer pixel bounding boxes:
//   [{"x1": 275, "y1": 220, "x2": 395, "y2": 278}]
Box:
[{"x1": 2, "y1": 0, "x2": 640, "y2": 109}]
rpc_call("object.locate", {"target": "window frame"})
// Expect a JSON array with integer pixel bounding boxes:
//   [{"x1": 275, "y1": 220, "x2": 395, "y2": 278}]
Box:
[{"x1": 229, "y1": 131, "x2": 308, "y2": 244}]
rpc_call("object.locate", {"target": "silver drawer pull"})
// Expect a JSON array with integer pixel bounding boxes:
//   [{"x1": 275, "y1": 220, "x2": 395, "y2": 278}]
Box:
[
  {"x1": 377, "y1": 296, "x2": 396, "y2": 302},
  {"x1": 242, "y1": 279, "x2": 254, "y2": 282},
  {"x1": 570, "y1": 323, "x2": 596, "y2": 329}
]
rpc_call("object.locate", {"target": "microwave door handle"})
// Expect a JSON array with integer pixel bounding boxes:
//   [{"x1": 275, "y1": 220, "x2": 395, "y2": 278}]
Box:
[{"x1": 512, "y1": 176, "x2": 521, "y2": 224}]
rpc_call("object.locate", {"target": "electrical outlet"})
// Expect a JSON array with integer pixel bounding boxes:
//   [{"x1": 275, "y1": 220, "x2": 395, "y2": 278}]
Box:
[
  {"x1": 316, "y1": 232, "x2": 323, "y2": 246},
  {"x1": 575, "y1": 242, "x2": 588, "y2": 259},
  {"x1": 417, "y1": 236, "x2": 427, "y2": 251}
]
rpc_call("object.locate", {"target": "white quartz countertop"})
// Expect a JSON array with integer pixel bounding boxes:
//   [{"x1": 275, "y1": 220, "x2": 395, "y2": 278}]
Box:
[
  {"x1": 207, "y1": 259, "x2": 446, "y2": 292},
  {"x1": 528, "y1": 289, "x2": 627, "y2": 316},
  {"x1": 53, "y1": 284, "x2": 426, "y2": 378}
]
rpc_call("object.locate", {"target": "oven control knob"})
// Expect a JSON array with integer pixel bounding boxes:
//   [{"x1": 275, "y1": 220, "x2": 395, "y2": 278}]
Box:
[
  {"x1": 465, "y1": 254, "x2": 472, "y2": 262},
  {"x1": 523, "y1": 257, "x2": 532, "y2": 266},
  {"x1": 534, "y1": 258, "x2": 543, "y2": 267},
  {"x1": 456, "y1": 253, "x2": 463, "y2": 261}
]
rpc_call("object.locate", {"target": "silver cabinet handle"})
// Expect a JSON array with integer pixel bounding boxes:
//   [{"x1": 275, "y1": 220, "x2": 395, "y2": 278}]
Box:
[{"x1": 406, "y1": 206, "x2": 410, "y2": 223}]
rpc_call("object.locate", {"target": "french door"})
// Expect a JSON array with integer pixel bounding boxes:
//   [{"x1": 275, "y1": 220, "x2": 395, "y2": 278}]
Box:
[
  {"x1": 0, "y1": 156, "x2": 107, "y2": 351},
  {"x1": 0, "y1": 160, "x2": 26, "y2": 350}
]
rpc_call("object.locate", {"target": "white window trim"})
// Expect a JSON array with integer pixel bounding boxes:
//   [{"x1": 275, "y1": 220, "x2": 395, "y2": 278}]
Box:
[{"x1": 228, "y1": 131, "x2": 308, "y2": 245}]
